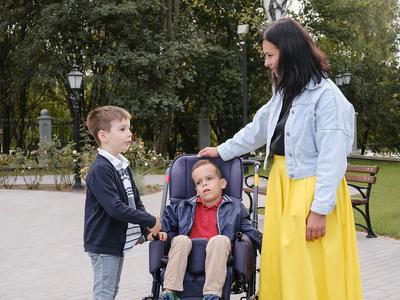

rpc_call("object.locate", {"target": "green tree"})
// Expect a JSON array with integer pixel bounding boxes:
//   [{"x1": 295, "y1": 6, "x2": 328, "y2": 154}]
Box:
[
  {"x1": 296, "y1": 0, "x2": 400, "y2": 154},
  {"x1": 0, "y1": 0, "x2": 46, "y2": 152},
  {"x1": 170, "y1": 0, "x2": 267, "y2": 155}
]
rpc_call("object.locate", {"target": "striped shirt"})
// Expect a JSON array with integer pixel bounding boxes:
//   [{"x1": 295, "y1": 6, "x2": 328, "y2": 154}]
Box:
[{"x1": 98, "y1": 149, "x2": 142, "y2": 253}]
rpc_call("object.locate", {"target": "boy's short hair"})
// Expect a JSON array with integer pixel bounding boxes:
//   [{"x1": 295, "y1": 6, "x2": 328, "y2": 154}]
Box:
[
  {"x1": 191, "y1": 159, "x2": 222, "y2": 179},
  {"x1": 86, "y1": 105, "x2": 131, "y2": 146}
]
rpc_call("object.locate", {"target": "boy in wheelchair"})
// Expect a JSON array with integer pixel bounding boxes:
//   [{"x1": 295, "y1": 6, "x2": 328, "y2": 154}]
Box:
[{"x1": 148, "y1": 159, "x2": 262, "y2": 300}]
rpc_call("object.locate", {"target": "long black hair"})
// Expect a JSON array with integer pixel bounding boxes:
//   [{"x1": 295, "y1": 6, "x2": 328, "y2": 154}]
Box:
[{"x1": 261, "y1": 18, "x2": 330, "y2": 101}]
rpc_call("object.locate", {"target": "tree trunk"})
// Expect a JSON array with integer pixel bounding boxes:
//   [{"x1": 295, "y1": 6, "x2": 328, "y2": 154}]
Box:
[
  {"x1": 153, "y1": 108, "x2": 175, "y2": 155},
  {"x1": 16, "y1": 83, "x2": 28, "y2": 149},
  {"x1": 263, "y1": 0, "x2": 288, "y2": 22},
  {"x1": 2, "y1": 105, "x2": 11, "y2": 154},
  {"x1": 197, "y1": 106, "x2": 210, "y2": 150},
  {"x1": 360, "y1": 128, "x2": 369, "y2": 155},
  {"x1": 152, "y1": 0, "x2": 180, "y2": 155}
]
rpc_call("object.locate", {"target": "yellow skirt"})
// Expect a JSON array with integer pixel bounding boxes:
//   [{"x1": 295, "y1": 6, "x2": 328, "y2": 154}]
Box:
[{"x1": 258, "y1": 155, "x2": 363, "y2": 300}]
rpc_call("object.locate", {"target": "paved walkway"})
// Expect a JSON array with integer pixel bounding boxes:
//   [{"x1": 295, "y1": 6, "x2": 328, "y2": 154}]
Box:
[{"x1": 0, "y1": 185, "x2": 399, "y2": 299}]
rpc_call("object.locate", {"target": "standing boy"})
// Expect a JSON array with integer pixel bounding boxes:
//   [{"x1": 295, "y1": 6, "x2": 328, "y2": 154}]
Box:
[
  {"x1": 84, "y1": 105, "x2": 161, "y2": 300},
  {"x1": 150, "y1": 159, "x2": 262, "y2": 300}
]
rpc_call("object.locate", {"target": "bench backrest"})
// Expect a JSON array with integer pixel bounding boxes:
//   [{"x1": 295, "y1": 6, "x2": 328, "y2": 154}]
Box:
[
  {"x1": 345, "y1": 164, "x2": 379, "y2": 201},
  {"x1": 345, "y1": 164, "x2": 379, "y2": 184}
]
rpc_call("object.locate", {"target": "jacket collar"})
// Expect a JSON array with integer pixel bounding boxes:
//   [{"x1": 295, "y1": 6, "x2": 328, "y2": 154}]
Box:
[
  {"x1": 187, "y1": 195, "x2": 232, "y2": 206},
  {"x1": 273, "y1": 77, "x2": 325, "y2": 102},
  {"x1": 304, "y1": 77, "x2": 325, "y2": 90}
]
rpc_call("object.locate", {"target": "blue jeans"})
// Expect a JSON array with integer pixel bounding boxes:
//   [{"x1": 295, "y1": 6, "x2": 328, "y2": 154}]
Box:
[{"x1": 88, "y1": 252, "x2": 124, "y2": 300}]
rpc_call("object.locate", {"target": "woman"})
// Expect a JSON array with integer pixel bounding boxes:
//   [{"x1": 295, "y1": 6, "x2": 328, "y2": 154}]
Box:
[{"x1": 198, "y1": 18, "x2": 362, "y2": 300}]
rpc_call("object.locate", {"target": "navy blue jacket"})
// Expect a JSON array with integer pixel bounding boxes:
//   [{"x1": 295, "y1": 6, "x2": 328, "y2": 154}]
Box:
[
  {"x1": 162, "y1": 195, "x2": 262, "y2": 250},
  {"x1": 84, "y1": 155, "x2": 156, "y2": 256}
]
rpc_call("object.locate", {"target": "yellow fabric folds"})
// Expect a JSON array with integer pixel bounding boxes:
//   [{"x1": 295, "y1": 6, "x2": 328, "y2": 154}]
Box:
[{"x1": 258, "y1": 155, "x2": 362, "y2": 300}]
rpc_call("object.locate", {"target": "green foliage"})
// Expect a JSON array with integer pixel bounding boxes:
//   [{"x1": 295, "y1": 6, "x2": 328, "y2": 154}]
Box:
[
  {"x1": 1, "y1": 0, "x2": 398, "y2": 156},
  {"x1": 0, "y1": 153, "x2": 19, "y2": 188},
  {"x1": 123, "y1": 138, "x2": 166, "y2": 175},
  {"x1": 295, "y1": 0, "x2": 400, "y2": 154},
  {"x1": 18, "y1": 150, "x2": 45, "y2": 190},
  {"x1": 0, "y1": 0, "x2": 269, "y2": 156},
  {"x1": 38, "y1": 137, "x2": 77, "y2": 189},
  {"x1": 0, "y1": 131, "x2": 166, "y2": 190},
  {"x1": 169, "y1": 0, "x2": 267, "y2": 153},
  {"x1": 0, "y1": 148, "x2": 45, "y2": 189}
]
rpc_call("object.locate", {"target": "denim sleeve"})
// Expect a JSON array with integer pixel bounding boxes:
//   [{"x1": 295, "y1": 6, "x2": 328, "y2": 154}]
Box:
[
  {"x1": 217, "y1": 101, "x2": 272, "y2": 161},
  {"x1": 311, "y1": 89, "x2": 354, "y2": 215}
]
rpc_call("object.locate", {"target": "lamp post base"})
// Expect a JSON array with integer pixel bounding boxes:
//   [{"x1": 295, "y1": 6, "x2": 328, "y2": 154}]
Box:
[
  {"x1": 73, "y1": 174, "x2": 84, "y2": 190},
  {"x1": 73, "y1": 181, "x2": 85, "y2": 190},
  {"x1": 72, "y1": 182, "x2": 85, "y2": 191}
]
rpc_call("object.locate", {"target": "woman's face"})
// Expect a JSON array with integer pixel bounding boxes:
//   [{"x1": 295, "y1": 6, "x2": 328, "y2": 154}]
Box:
[{"x1": 262, "y1": 40, "x2": 280, "y2": 77}]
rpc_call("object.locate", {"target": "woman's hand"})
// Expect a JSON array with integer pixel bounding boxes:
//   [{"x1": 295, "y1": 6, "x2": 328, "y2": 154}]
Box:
[
  {"x1": 197, "y1": 147, "x2": 220, "y2": 158},
  {"x1": 306, "y1": 211, "x2": 326, "y2": 241},
  {"x1": 147, "y1": 231, "x2": 168, "y2": 241}
]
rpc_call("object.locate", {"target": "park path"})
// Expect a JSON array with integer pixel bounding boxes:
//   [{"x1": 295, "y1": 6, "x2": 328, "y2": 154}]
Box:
[{"x1": 0, "y1": 181, "x2": 399, "y2": 299}]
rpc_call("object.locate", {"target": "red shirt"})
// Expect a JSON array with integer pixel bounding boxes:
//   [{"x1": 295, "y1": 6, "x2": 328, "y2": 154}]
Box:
[{"x1": 189, "y1": 197, "x2": 222, "y2": 240}]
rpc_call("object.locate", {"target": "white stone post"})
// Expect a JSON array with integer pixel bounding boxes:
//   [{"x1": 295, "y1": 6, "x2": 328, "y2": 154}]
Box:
[{"x1": 38, "y1": 109, "x2": 52, "y2": 142}]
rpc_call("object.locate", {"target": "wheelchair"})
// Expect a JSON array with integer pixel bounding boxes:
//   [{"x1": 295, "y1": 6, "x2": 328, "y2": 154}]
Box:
[{"x1": 143, "y1": 154, "x2": 262, "y2": 300}]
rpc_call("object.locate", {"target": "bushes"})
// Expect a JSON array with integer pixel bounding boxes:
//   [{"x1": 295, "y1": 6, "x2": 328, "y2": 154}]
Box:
[{"x1": 0, "y1": 136, "x2": 166, "y2": 191}]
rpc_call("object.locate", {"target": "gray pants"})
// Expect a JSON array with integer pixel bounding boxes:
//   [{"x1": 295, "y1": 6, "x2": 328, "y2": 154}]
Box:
[{"x1": 163, "y1": 235, "x2": 231, "y2": 297}]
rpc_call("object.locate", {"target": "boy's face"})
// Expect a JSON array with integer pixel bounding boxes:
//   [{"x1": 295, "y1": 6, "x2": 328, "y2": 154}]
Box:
[
  {"x1": 98, "y1": 118, "x2": 132, "y2": 157},
  {"x1": 192, "y1": 163, "x2": 226, "y2": 206}
]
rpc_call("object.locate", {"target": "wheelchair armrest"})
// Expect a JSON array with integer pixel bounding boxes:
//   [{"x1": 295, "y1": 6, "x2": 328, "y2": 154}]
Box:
[
  {"x1": 149, "y1": 240, "x2": 166, "y2": 275},
  {"x1": 233, "y1": 233, "x2": 256, "y2": 283}
]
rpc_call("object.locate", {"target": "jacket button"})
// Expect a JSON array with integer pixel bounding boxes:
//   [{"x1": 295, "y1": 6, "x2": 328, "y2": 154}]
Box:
[
  {"x1": 286, "y1": 132, "x2": 290, "y2": 137},
  {"x1": 288, "y1": 153, "x2": 293, "y2": 157},
  {"x1": 291, "y1": 110, "x2": 295, "y2": 114}
]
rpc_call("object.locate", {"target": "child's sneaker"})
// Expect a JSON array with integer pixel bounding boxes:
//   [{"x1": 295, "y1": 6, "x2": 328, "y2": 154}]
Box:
[
  {"x1": 203, "y1": 294, "x2": 219, "y2": 300},
  {"x1": 162, "y1": 290, "x2": 179, "y2": 300}
]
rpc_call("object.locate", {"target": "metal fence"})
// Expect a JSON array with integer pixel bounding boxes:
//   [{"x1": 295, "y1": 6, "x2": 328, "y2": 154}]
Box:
[{"x1": 0, "y1": 116, "x2": 74, "y2": 153}]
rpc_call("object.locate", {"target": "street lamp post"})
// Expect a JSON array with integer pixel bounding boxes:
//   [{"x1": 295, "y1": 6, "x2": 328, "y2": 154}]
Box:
[
  {"x1": 237, "y1": 24, "x2": 249, "y2": 127},
  {"x1": 67, "y1": 64, "x2": 84, "y2": 190},
  {"x1": 238, "y1": 24, "x2": 250, "y2": 171}
]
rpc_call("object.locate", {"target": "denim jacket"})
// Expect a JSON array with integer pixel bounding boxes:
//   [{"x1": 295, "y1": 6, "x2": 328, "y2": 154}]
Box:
[{"x1": 217, "y1": 78, "x2": 355, "y2": 215}]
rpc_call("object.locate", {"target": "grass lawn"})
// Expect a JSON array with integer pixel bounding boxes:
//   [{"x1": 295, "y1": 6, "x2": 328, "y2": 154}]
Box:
[{"x1": 348, "y1": 158, "x2": 400, "y2": 239}]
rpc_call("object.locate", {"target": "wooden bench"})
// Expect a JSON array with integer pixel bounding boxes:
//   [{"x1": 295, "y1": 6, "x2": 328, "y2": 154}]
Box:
[
  {"x1": 244, "y1": 164, "x2": 379, "y2": 238},
  {"x1": 345, "y1": 164, "x2": 379, "y2": 238}
]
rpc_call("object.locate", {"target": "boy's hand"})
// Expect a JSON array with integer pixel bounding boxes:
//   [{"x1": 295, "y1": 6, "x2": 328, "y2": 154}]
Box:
[
  {"x1": 148, "y1": 218, "x2": 162, "y2": 234},
  {"x1": 147, "y1": 231, "x2": 168, "y2": 241},
  {"x1": 198, "y1": 147, "x2": 219, "y2": 158}
]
